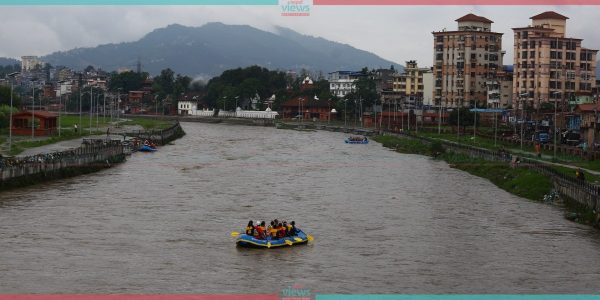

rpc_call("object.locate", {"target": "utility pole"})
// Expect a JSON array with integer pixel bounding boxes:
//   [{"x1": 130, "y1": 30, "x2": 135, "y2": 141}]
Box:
[{"x1": 8, "y1": 72, "x2": 19, "y2": 153}]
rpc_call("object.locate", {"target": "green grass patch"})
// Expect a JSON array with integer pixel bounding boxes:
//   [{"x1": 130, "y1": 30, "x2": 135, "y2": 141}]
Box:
[
  {"x1": 447, "y1": 156, "x2": 553, "y2": 201},
  {"x1": 372, "y1": 135, "x2": 431, "y2": 156},
  {"x1": 8, "y1": 130, "x2": 103, "y2": 156},
  {"x1": 59, "y1": 115, "x2": 112, "y2": 129},
  {"x1": 373, "y1": 134, "x2": 553, "y2": 202}
]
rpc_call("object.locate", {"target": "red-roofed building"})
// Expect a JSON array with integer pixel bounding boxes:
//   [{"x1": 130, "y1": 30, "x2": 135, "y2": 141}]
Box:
[
  {"x1": 455, "y1": 13, "x2": 493, "y2": 24},
  {"x1": 280, "y1": 96, "x2": 333, "y2": 121},
  {"x1": 11, "y1": 111, "x2": 58, "y2": 136},
  {"x1": 530, "y1": 11, "x2": 568, "y2": 20}
]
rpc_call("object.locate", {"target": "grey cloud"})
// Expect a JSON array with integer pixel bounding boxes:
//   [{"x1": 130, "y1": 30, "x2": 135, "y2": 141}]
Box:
[{"x1": 0, "y1": 5, "x2": 599, "y2": 68}]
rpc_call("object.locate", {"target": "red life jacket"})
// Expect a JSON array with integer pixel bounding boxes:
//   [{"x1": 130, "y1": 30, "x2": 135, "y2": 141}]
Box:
[{"x1": 256, "y1": 226, "x2": 265, "y2": 239}]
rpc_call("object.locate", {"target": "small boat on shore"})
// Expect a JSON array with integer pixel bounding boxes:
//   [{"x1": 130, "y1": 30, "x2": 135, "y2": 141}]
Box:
[
  {"x1": 235, "y1": 230, "x2": 312, "y2": 249},
  {"x1": 345, "y1": 137, "x2": 368, "y2": 144},
  {"x1": 139, "y1": 144, "x2": 157, "y2": 152}
]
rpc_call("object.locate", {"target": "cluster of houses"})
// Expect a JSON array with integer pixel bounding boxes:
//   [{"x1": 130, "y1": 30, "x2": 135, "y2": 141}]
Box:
[{"x1": 3, "y1": 10, "x2": 600, "y2": 150}]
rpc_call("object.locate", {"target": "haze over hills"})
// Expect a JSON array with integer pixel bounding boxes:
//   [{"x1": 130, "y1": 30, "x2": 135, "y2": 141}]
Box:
[
  {"x1": 0, "y1": 57, "x2": 19, "y2": 66},
  {"x1": 36, "y1": 22, "x2": 399, "y2": 78}
]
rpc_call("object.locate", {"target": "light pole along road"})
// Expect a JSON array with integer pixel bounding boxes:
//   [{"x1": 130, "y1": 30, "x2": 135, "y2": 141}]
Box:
[{"x1": 519, "y1": 92, "x2": 528, "y2": 150}]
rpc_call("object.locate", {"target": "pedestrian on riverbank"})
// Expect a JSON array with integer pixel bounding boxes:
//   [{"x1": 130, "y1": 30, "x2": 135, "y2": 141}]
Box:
[
  {"x1": 576, "y1": 168, "x2": 586, "y2": 182},
  {"x1": 535, "y1": 142, "x2": 541, "y2": 158},
  {"x1": 74, "y1": 124, "x2": 78, "y2": 133}
]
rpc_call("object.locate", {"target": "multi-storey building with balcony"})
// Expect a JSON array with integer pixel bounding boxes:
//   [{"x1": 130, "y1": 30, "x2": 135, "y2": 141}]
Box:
[
  {"x1": 486, "y1": 68, "x2": 513, "y2": 108},
  {"x1": 512, "y1": 11, "x2": 597, "y2": 109},
  {"x1": 432, "y1": 14, "x2": 505, "y2": 108},
  {"x1": 392, "y1": 60, "x2": 433, "y2": 108}
]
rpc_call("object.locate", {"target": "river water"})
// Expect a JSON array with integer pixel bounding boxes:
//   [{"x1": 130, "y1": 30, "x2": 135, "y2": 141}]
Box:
[{"x1": 1, "y1": 122, "x2": 600, "y2": 294}]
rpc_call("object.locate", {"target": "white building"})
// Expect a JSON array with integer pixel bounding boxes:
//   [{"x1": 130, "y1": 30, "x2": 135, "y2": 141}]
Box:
[
  {"x1": 328, "y1": 71, "x2": 362, "y2": 98},
  {"x1": 178, "y1": 101, "x2": 198, "y2": 115},
  {"x1": 422, "y1": 72, "x2": 434, "y2": 106},
  {"x1": 21, "y1": 56, "x2": 43, "y2": 72}
]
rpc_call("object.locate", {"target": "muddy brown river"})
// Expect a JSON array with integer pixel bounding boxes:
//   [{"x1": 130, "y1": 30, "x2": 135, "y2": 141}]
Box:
[{"x1": 1, "y1": 122, "x2": 600, "y2": 294}]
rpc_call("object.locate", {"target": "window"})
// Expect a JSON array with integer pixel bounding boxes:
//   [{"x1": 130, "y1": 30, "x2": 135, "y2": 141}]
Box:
[{"x1": 522, "y1": 51, "x2": 528, "y2": 59}]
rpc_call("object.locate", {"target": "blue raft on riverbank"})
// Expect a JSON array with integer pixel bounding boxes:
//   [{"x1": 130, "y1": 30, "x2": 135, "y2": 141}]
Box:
[
  {"x1": 345, "y1": 138, "x2": 368, "y2": 144},
  {"x1": 139, "y1": 145, "x2": 157, "y2": 152},
  {"x1": 236, "y1": 230, "x2": 310, "y2": 248}
]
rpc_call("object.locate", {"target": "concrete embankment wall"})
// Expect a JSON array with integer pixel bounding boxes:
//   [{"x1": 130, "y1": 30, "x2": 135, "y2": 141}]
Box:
[
  {"x1": 124, "y1": 121, "x2": 186, "y2": 145},
  {"x1": 0, "y1": 141, "x2": 125, "y2": 191}
]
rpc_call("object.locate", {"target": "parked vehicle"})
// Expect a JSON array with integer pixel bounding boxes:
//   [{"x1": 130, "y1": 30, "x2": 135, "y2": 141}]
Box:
[
  {"x1": 561, "y1": 130, "x2": 581, "y2": 146},
  {"x1": 532, "y1": 131, "x2": 550, "y2": 144}
]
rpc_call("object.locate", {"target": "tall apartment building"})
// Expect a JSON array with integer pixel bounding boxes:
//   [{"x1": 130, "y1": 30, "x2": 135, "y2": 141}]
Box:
[
  {"x1": 21, "y1": 56, "x2": 43, "y2": 72},
  {"x1": 392, "y1": 60, "x2": 433, "y2": 107},
  {"x1": 512, "y1": 11, "x2": 597, "y2": 109},
  {"x1": 433, "y1": 14, "x2": 504, "y2": 108}
]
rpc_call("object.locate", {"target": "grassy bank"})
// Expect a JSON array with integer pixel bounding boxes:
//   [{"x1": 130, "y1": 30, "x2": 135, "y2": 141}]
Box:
[
  {"x1": 121, "y1": 117, "x2": 174, "y2": 130},
  {"x1": 373, "y1": 134, "x2": 552, "y2": 202},
  {"x1": 7, "y1": 130, "x2": 104, "y2": 156},
  {"x1": 1, "y1": 116, "x2": 178, "y2": 156}
]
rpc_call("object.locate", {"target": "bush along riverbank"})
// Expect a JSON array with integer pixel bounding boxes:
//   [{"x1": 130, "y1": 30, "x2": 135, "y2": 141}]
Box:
[{"x1": 372, "y1": 134, "x2": 600, "y2": 227}]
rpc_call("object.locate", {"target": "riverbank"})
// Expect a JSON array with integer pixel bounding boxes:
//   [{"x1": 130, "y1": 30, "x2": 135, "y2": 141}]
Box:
[
  {"x1": 0, "y1": 121, "x2": 186, "y2": 191},
  {"x1": 373, "y1": 134, "x2": 598, "y2": 227},
  {"x1": 0, "y1": 116, "x2": 176, "y2": 156}
]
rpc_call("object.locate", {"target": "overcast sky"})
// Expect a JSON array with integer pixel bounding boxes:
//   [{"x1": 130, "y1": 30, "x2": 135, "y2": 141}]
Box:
[{"x1": 1, "y1": 5, "x2": 600, "y2": 68}]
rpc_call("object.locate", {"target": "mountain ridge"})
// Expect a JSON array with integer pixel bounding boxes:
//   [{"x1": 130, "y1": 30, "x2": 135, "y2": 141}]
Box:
[{"x1": 40, "y1": 22, "x2": 400, "y2": 78}]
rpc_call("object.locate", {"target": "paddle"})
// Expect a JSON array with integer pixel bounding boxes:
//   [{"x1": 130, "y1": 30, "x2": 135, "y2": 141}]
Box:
[
  {"x1": 307, "y1": 235, "x2": 314, "y2": 241},
  {"x1": 230, "y1": 231, "x2": 241, "y2": 237},
  {"x1": 267, "y1": 242, "x2": 271, "y2": 248},
  {"x1": 293, "y1": 237, "x2": 303, "y2": 242},
  {"x1": 285, "y1": 239, "x2": 293, "y2": 246}
]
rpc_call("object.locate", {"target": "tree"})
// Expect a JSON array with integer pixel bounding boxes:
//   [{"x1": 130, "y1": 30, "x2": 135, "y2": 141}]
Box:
[
  {"x1": 153, "y1": 68, "x2": 175, "y2": 98},
  {"x1": 108, "y1": 71, "x2": 147, "y2": 93},
  {"x1": 448, "y1": 107, "x2": 477, "y2": 130},
  {"x1": 203, "y1": 65, "x2": 288, "y2": 109},
  {"x1": 0, "y1": 85, "x2": 20, "y2": 107},
  {"x1": 0, "y1": 105, "x2": 18, "y2": 129}
]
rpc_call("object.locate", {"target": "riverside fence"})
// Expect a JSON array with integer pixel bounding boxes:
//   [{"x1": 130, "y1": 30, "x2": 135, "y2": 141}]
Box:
[
  {"x1": 393, "y1": 132, "x2": 600, "y2": 212},
  {"x1": 0, "y1": 140, "x2": 125, "y2": 190}
]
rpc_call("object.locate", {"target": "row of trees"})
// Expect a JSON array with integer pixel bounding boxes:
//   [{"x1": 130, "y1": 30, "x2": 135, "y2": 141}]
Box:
[{"x1": 0, "y1": 64, "x2": 19, "y2": 78}]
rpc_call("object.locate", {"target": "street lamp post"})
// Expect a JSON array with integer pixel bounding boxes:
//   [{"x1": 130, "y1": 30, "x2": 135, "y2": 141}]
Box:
[
  {"x1": 457, "y1": 103, "x2": 460, "y2": 143},
  {"x1": 31, "y1": 84, "x2": 36, "y2": 139},
  {"x1": 519, "y1": 92, "x2": 528, "y2": 150},
  {"x1": 116, "y1": 88, "x2": 122, "y2": 121},
  {"x1": 79, "y1": 88, "x2": 82, "y2": 135},
  {"x1": 379, "y1": 99, "x2": 384, "y2": 132},
  {"x1": 7, "y1": 72, "x2": 19, "y2": 153},
  {"x1": 473, "y1": 100, "x2": 477, "y2": 139},
  {"x1": 58, "y1": 92, "x2": 62, "y2": 137},
  {"x1": 438, "y1": 98, "x2": 442, "y2": 134},
  {"x1": 552, "y1": 91, "x2": 561, "y2": 160},
  {"x1": 89, "y1": 85, "x2": 93, "y2": 134}
]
